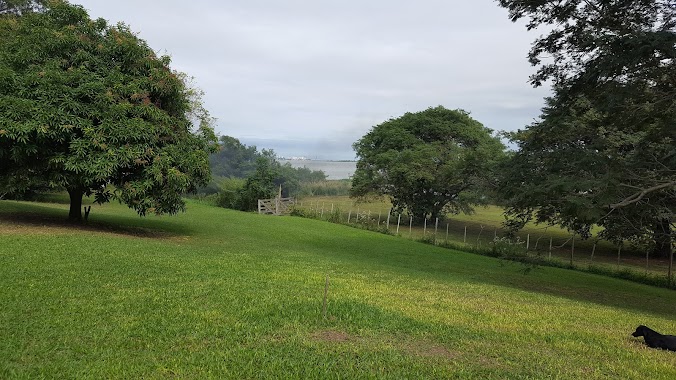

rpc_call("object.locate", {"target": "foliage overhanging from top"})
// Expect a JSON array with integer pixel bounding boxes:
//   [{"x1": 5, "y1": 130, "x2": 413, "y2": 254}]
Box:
[{"x1": 497, "y1": 0, "x2": 675, "y2": 257}]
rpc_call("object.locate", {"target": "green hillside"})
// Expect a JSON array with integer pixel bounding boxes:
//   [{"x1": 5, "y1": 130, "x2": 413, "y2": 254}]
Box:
[{"x1": 1, "y1": 199, "x2": 675, "y2": 379}]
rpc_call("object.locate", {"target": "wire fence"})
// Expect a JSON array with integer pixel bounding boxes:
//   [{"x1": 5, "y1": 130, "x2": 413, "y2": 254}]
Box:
[{"x1": 292, "y1": 201, "x2": 675, "y2": 289}]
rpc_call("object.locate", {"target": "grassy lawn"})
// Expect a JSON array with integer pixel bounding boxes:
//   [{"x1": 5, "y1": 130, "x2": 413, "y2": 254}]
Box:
[
  {"x1": 1, "y1": 198, "x2": 675, "y2": 379},
  {"x1": 297, "y1": 196, "x2": 673, "y2": 277}
]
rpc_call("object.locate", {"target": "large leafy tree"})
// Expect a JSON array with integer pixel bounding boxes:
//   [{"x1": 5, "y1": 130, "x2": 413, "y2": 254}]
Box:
[
  {"x1": 0, "y1": 0, "x2": 45, "y2": 15},
  {"x1": 497, "y1": 1, "x2": 675, "y2": 262},
  {"x1": 0, "y1": 1, "x2": 217, "y2": 220},
  {"x1": 209, "y1": 136, "x2": 262, "y2": 179},
  {"x1": 351, "y1": 106, "x2": 505, "y2": 221}
]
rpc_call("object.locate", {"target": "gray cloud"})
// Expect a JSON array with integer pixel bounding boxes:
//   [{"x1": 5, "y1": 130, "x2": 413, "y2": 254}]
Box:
[{"x1": 76, "y1": 0, "x2": 550, "y2": 159}]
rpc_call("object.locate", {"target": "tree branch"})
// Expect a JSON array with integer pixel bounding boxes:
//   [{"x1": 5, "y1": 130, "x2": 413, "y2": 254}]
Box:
[{"x1": 610, "y1": 180, "x2": 676, "y2": 209}]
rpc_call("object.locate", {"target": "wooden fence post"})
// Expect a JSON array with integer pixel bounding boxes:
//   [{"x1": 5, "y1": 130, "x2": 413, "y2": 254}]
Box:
[
  {"x1": 477, "y1": 225, "x2": 484, "y2": 247},
  {"x1": 570, "y1": 234, "x2": 575, "y2": 266},
  {"x1": 617, "y1": 243, "x2": 622, "y2": 269},
  {"x1": 526, "y1": 234, "x2": 530, "y2": 250}
]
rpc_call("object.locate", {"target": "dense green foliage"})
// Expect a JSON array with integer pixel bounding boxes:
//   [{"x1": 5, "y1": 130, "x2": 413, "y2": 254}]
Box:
[
  {"x1": 238, "y1": 156, "x2": 279, "y2": 211},
  {"x1": 0, "y1": 0, "x2": 44, "y2": 15},
  {"x1": 0, "y1": 1, "x2": 217, "y2": 220},
  {"x1": 209, "y1": 135, "x2": 266, "y2": 179},
  {"x1": 352, "y1": 106, "x2": 505, "y2": 221},
  {"x1": 497, "y1": 0, "x2": 675, "y2": 262},
  {"x1": 206, "y1": 136, "x2": 327, "y2": 210},
  {"x1": 1, "y1": 199, "x2": 675, "y2": 378}
]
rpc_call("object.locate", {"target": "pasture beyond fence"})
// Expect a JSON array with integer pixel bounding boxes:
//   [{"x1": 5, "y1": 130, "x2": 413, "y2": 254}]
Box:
[{"x1": 293, "y1": 200, "x2": 674, "y2": 289}]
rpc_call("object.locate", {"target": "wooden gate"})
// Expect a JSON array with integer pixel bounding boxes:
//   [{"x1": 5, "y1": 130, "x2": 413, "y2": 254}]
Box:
[{"x1": 258, "y1": 197, "x2": 296, "y2": 215}]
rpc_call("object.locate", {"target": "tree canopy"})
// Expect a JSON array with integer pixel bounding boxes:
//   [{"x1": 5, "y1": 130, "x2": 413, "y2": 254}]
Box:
[
  {"x1": 0, "y1": 0, "x2": 45, "y2": 15},
  {"x1": 210, "y1": 136, "x2": 264, "y2": 179},
  {"x1": 0, "y1": 0, "x2": 217, "y2": 220},
  {"x1": 497, "y1": 0, "x2": 675, "y2": 260},
  {"x1": 351, "y1": 106, "x2": 505, "y2": 221}
]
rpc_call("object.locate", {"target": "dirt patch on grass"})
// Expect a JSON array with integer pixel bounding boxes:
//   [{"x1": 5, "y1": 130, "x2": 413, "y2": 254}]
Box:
[
  {"x1": 311, "y1": 330, "x2": 354, "y2": 343},
  {"x1": 402, "y1": 340, "x2": 459, "y2": 359}
]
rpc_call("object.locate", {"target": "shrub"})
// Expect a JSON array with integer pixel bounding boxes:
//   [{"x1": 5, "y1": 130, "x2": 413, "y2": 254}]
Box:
[
  {"x1": 491, "y1": 236, "x2": 528, "y2": 259},
  {"x1": 215, "y1": 178, "x2": 246, "y2": 210}
]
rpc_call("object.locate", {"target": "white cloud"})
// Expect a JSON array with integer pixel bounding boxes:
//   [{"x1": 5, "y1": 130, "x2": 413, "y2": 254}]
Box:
[{"x1": 76, "y1": 0, "x2": 549, "y2": 159}]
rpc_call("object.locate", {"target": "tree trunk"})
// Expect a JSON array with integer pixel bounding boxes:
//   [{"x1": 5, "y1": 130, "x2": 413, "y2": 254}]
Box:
[
  {"x1": 653, "y1": 218, "x2": 672, "y2": 258},
  {"x1": 67, "y1": 187, "x2": 84, "y2": 222}
]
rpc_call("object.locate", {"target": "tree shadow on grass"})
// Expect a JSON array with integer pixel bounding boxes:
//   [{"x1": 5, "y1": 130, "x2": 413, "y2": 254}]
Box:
[{"x1": 0, "y1": 201, "x2": 194, "y2": 239}]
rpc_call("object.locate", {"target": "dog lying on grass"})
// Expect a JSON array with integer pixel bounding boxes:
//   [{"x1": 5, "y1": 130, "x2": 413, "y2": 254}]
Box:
[{"x1": 632, "y1": 325, "x2": 676, "y2": 351}]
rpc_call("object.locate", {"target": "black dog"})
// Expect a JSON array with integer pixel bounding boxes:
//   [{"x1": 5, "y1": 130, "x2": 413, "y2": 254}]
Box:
[{"x1": 632, "y1": 325, "x2": 676, "y2": 351}]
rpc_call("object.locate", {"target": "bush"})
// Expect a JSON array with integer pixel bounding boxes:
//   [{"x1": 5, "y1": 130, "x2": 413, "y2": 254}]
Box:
[
  {"x1": 491, "y1": 236, "x2": 528, "y2": 259},
  {"x1": 215, "y1": 178, "x2": 246, "y2": 210}
]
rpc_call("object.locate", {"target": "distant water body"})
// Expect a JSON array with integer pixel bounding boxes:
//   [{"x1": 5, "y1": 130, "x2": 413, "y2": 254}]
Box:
[{"x1": 280, "y1": 160, "x2": 356, "y2": 180}]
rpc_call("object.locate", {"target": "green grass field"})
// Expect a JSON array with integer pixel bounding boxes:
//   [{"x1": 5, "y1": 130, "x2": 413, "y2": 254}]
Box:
[
  {"x1": 1, "y1": 198, "x2": 675, "y2": 379},
  {"x1": 297, "y1": 196, "x2": 673, "y2": 277}
]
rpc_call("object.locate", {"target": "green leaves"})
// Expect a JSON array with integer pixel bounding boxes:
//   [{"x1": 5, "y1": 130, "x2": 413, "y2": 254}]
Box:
[
  {"x1": 497, "y1": 1, "x2": 675, "y2": 256},
  {"x1": 0, "y1": 1, "x2": 216, "y2": 219},
  {"x1": 352, "y1": 106, "x2": 506, "y2": 221}
]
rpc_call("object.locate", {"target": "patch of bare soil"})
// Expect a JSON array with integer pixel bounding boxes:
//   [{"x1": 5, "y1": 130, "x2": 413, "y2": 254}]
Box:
[
  {"x1": 311, "y1": 330, "x2": 354, "y2": 343},
  {"x1": 401, "y1": 339, "x2": 460, "y2": 360}
]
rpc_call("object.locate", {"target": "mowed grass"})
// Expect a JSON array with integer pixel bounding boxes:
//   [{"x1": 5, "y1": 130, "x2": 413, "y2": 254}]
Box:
[
  {"x1": 1, "y1": 199, "x2": 675, "y2": 379},
  {"x1": 298, "y1": 196, "x2": 673, "y2": 275}
]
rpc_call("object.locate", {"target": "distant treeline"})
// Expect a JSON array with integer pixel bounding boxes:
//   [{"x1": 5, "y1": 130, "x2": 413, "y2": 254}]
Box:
[{"x1": 198, "y1": 136, "x2": 349, "y2": 211}]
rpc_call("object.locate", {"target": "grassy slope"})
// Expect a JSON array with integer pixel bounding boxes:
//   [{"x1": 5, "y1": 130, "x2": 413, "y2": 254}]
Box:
[
  {"x1": 298, "y1": 196, "x2": 672, "y2": 275},
  {"x1": 1, "y1": 199, "x2": 675, "y2": 379}
]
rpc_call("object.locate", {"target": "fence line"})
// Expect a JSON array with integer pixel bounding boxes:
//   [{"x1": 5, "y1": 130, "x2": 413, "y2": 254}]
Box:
[{"x1": 291, "y1": 204, "x2": 674, "y2": 285}]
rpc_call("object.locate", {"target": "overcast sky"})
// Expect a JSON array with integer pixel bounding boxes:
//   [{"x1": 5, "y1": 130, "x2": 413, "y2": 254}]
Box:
[{"x1": 75, "y1": 0, "x2": 550, "y2": 160}]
